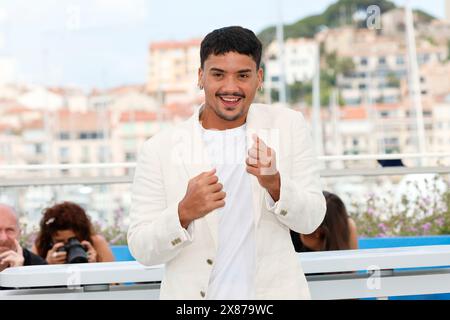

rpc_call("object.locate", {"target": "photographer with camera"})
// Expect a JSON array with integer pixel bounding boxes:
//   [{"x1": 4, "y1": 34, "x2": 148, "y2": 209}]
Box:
[{"x1": 32, "y1": 202, "x2": 114, "y2": 264}]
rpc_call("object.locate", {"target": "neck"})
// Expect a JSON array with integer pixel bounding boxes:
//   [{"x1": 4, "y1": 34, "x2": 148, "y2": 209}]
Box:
[{"x1": 199, "y1": 104, "x2": 247, "y2": 130}]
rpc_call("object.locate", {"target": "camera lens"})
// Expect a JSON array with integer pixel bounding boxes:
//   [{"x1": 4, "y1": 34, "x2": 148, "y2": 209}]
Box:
[{"x1": 64, "y1": 237, "x2": 88, "y2": 264}]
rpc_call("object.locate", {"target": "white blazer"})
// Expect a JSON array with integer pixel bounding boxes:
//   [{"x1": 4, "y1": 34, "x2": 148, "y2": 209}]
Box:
[{"x1": 127, "y1": 103, "x2": 326, "y2": 300}]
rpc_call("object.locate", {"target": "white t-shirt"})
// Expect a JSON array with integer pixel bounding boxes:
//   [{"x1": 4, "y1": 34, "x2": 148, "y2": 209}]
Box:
[{"x1": 201, "y1": 123, "x2": 256, "y2": 300}]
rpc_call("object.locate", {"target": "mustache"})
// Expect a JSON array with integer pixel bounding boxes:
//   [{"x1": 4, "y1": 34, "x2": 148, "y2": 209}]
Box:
[
  {"x1": 216, "y1": 92, "x2": 245, "y2": 99},
  {"x1": 0, "y1": 239, "x2": 15, "y2": 251}
]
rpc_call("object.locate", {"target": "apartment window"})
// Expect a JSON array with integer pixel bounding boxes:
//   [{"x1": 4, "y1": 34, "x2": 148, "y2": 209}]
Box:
[
  {"x1": 78, "y1": 131, "x2": 103, "y2": 140},
  {"x1": 384, "y1": 137, "x2": 399, "y2": 145},
  {"x1": 380, "y1": 111, "x2": 390, "y2": 118},
  {"x1": 98, "y1": 146, "x2": 109, "y2": 162},
  {"x1": 385, "y1": 147, "x2": 400, "y2": 154},
  {"x1": 125, "y1": 152, "x2": 136, "y2": 162},
  {"x1": 35, "y1": 143, "x2": 43, "y2": 154},
  {"x1": 383, "y1": 96, "x2": 399, "y2": 103},
  {"x1": 59, "y1": 132, "x2": 70, "y2": 140},
  {"x1": 396, "y1": 56, "x2": 405, "y2": 65},
  {"x1": 81, "y1": 146, "x2": 90, "y2": 162},
  {"x1": 360, "y1": 57, "x2": 368, "y2": 66},
  {"x1": 378, "y1": 57, "x2": 386, "y2": 65},
  {"x1": 59, "y1": 147, "x2": 69, "y2": 159}
]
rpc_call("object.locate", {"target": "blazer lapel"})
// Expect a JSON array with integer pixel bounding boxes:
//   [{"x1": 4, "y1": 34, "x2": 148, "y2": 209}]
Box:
[
  {"x1": 245, "y1": 104, "x2": 266, "y2": 229},
  {"x1": 178, "y1": 105, "x2": 219, "y2": 249}
]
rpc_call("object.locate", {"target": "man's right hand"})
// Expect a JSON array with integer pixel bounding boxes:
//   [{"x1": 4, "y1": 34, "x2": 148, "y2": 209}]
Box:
[{"x1": 178, "y1": 168, "x2": 226, "y2": 229}]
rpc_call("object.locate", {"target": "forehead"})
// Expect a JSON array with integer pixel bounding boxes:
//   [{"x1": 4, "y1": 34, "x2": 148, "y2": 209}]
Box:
[
  {"x1": 53, "y1": 229, "x2": 76, "y2": 240},
  {"x1": 0, "y1": 209, "x2": 17, "y2": 229},
  {"x1": 203, "y1": 51, "x2": 257, "y2": 72}
]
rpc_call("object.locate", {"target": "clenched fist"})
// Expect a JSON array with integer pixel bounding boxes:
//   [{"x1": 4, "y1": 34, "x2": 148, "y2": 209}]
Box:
[{"x1": 178, "y1": 168, "x2": 226, "y2": 229}]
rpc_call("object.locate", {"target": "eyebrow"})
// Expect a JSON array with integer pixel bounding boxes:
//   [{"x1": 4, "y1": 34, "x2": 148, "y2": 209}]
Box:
[{"x1": 209, "y1": 68, "x2": 253, "y2": 74}]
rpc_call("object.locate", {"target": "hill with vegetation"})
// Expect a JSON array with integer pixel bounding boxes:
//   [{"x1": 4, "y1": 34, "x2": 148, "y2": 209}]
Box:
[{"x1": 257, "y1": 0, "x2": 435, "y2": 47}]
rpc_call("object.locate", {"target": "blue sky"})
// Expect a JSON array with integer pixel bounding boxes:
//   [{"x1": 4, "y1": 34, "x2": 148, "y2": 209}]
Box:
[{"x1": 0, "y1": 0, "x2": 445, "y2": 90}]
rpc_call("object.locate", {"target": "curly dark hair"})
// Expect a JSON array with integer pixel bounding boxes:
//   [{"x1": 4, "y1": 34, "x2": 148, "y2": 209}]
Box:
[{"x1": 35, "y1": 201, "x2": 95, "y2": 259}]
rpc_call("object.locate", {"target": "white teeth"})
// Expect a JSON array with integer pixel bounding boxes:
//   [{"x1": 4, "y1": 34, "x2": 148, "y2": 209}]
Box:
[{"x1": 221, "y1": 97, "x2": 239, "y2": 102}]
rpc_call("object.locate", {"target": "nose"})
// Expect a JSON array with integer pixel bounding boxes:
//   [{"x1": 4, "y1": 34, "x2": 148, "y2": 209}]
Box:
[
  {"x1": 221, "y1": 75, "x2": 240, "y2": 94},
  {"x1": 0, "y1": 229, "x2": 8, "y2": 241}
]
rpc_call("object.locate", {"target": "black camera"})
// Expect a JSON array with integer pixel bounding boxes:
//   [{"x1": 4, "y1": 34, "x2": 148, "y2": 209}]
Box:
[{"x1": 57, "y1": 237, "x2": 88, "y2": 264}]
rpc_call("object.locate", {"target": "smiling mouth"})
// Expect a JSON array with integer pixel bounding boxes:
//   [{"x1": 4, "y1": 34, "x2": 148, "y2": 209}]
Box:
[{"x1": 218, "y1": 96, "x2": 243, "y2": 108}]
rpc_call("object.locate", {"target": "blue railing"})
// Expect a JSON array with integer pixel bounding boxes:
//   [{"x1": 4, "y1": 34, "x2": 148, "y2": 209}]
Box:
[{"x1": 358, "y1": 235, "x2": 450, "y2": 249}]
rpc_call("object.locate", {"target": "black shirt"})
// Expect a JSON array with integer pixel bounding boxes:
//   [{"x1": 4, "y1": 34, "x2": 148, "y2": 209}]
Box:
[{"x1": 23, "y1": 248, "x2": 47, "y2": 266}]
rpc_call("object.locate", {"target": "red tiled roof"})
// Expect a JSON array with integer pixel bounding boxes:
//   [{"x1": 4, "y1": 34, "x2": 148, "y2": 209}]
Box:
[
  {"x1": 107, "y1": 85, "x2": 146, "y2": 95},
  {"x1": 339, "y1": 107, "x2": 368, "y2": 120},
  {"x1": 119, "y1": 111, "x2": 157, "y2": 122},
  {"x1": 23, "y1": 119, "x2": 44, "y2": 130},
  {"x1": 57, "y1": 110, "x2": 109, "y2": 131},
  {"x1": 3, "y1": 106, "x2": 36, "y2": 115},
  {"x1": 0, "y1": 124, "x2": 14, "y2": 131},
  {"x1": 163, "y1": 103, "x2": 194, "y2": 119}
]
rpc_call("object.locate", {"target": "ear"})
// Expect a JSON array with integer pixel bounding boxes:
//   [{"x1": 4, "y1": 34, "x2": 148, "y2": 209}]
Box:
[
  {"x1": 257, "y1": 67, "x2": 263, "y2": 87},
  {"x1": 198, "y1": 67, "x2": 204, "y2": 88}
]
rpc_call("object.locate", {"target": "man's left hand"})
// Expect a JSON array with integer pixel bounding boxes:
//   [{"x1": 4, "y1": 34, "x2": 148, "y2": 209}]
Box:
[
  {"x1": 0, "y1": 239, "x2": 24, "y2": 268},
  {"x1": 246, "y1": 134, "x2": 281, "y2": 202}
]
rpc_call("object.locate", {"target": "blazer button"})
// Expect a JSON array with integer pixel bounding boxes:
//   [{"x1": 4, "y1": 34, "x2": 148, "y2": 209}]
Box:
[
  {"x1": 280, "y1": 209, "x2": 288, "y2": 216},
  {"x1": 206, "y1": 259, "x2": 213, "y2": 265},
  {"x1": 171, "y1": 238, "x2": 182, "y2": 246},
  {"x1": 200, "y1": 291, "x2": 206, "y2": 298}
]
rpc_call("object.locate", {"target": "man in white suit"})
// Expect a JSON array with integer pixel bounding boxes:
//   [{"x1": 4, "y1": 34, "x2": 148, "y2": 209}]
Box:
[{"x1": 128, "y1": 26, "x2": 326, "y2": 300}]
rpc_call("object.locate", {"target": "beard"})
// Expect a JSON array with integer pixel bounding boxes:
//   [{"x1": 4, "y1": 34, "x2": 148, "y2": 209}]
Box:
[{"x1": 213, "y1": 105, "x2": 246, "y2": 122}]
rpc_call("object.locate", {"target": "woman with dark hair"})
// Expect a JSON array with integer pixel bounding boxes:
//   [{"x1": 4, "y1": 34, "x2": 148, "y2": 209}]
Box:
[
  {"x1": 32, "y1": 201, "x2": 114, "y2": 264},
  {"x1": 290, "y1": 191, "x2": 358, "y2": 252}
]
